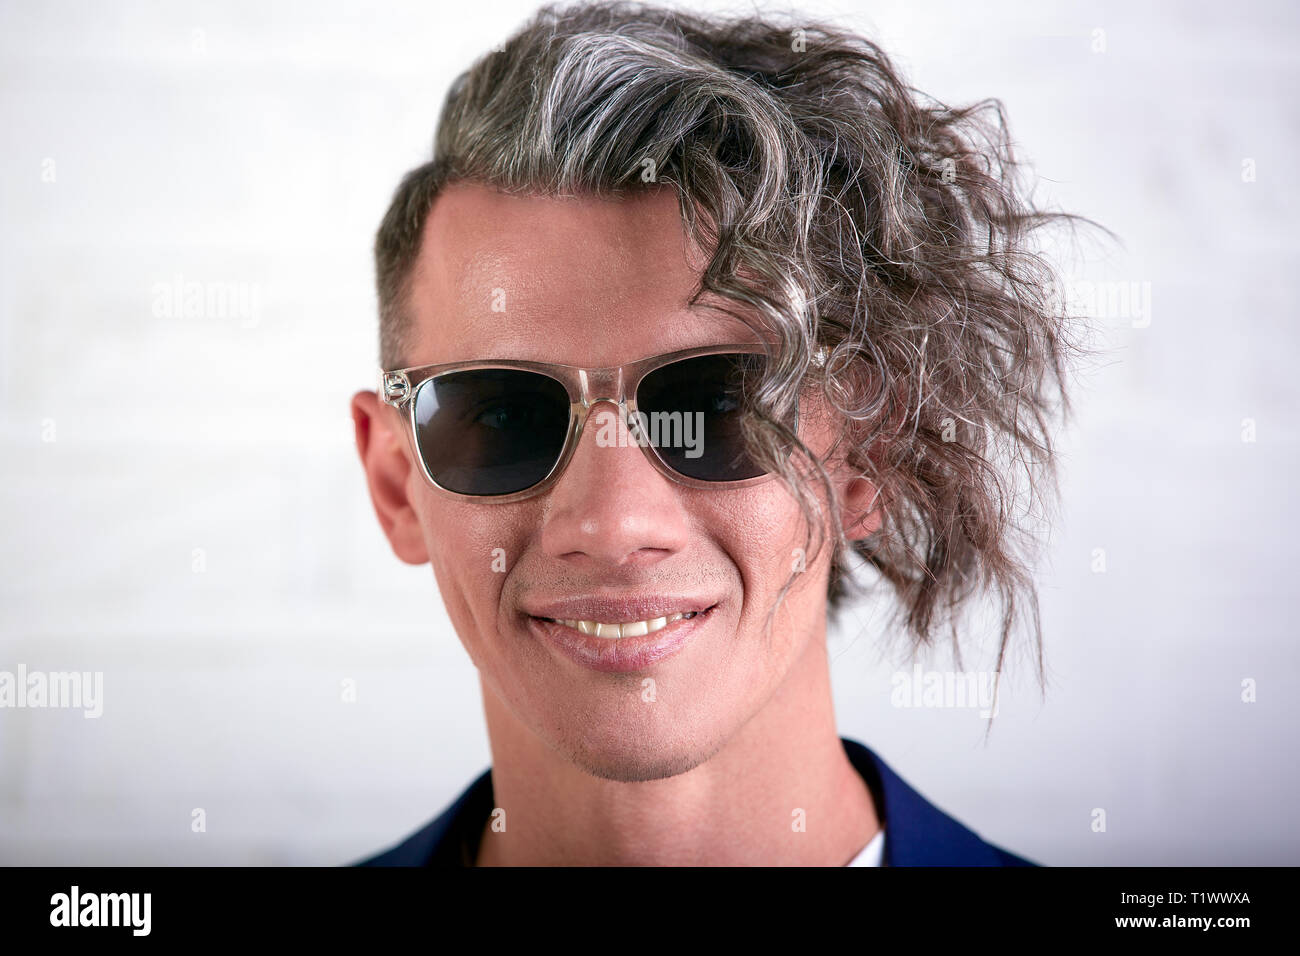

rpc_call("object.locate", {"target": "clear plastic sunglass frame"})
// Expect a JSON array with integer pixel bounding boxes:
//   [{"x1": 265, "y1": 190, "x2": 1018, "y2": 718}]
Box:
[{"x1": 379, "y1": 342, "x2": 793, "y2": 503}]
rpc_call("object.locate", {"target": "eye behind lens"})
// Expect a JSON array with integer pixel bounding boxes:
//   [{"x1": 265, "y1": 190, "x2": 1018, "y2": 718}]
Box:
[
  {"x1": 412, "y1": 368, "x2": 571, "y2": 496},
  {"x1": 635, "y1": 353, "x2": 770, "y2": 482}
]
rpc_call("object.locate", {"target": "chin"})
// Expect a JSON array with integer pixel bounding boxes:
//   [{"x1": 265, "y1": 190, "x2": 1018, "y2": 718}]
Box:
[
  {"x1": 544, "y1": 710, "x2": 730, "y2": 784},
  {"x1": 560, "y1": 740, "x2": 720, "y2": 783}
]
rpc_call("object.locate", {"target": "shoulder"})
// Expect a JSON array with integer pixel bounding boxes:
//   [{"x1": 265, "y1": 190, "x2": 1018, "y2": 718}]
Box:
[
  {"x1": 350, "y1": 768, "x2": 493, "y2": 867},
  {"x1": 841, "y1": 737, "x2": 1040, "y2": 867}
]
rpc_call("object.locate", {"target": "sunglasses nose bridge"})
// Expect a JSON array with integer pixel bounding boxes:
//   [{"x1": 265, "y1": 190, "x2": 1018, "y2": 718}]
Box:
[
  {"x1": 575, "y1": 365, "x2": 628, "y2": 409},
  {"x1": 571, "y1": 365, "x2": 643, "y2": 451}
]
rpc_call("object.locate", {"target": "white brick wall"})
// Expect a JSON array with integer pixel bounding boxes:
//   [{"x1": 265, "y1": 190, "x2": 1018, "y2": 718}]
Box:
[{"x1": 1, "y1": 0, "x2": 1296, "y2": 865}]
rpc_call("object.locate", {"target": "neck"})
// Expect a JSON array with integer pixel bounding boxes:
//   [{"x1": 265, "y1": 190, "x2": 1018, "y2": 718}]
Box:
[{"x1": 474, "y1": 624, "x2": 879, "y2": 866}]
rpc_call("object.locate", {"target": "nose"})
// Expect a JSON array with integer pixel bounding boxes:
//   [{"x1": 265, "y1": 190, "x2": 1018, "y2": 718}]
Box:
[{"x1": 538, "y1": 401, "x2": 691, "y2": 569}]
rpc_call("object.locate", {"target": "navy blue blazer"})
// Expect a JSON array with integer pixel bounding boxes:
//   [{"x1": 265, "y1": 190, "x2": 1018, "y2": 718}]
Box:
[{"x1": 355, "y1": 736, "x2": 1036, "y2": 866}]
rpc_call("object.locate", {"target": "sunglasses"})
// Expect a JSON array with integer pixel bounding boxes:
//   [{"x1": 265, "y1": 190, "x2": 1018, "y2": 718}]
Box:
[{"x1": 379, "y1": 344, "x2": 796, "y2": 501}]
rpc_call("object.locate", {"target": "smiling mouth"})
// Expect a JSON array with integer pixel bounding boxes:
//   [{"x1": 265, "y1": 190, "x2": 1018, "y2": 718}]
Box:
[
  {"x1": 533, "y1": 610, "x2": 706, "y2": 639},
  {"x1": 527, "y1": 603, "x2": 718, "y2": 672}
]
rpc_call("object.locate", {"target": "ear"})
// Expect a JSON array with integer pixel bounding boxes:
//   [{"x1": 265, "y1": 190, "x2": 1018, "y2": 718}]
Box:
[
  {"x1": 841, "y1": 474, "x2": 884, "y2": 541},
  {"x1": 803, "y1": 386, "x2": 885, "y2": 543},
  {"x1": 350, "y1": 390, "x2": 430, "y2": 565}
]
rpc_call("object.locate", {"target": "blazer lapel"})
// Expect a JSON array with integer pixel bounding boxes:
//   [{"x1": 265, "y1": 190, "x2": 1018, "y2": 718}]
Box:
[{"x1": 841, "y1": 737, "x2": 1009, "y2": 866}]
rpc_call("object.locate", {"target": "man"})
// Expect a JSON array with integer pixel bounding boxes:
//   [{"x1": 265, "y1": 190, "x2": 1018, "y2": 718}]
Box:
[{"x1": 350, "y1": 0, "x2": 1080, "y2": 866}]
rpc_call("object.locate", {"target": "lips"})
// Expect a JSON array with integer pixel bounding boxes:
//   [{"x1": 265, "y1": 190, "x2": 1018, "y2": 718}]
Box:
[{"x1": 522, "y1": 597, "x2": 718, "y2": 673}]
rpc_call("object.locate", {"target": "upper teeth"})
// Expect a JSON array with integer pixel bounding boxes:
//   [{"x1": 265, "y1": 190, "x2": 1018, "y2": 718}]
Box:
[{"x1": 555, "y1": 611, "x2": 697, "y2": 639}]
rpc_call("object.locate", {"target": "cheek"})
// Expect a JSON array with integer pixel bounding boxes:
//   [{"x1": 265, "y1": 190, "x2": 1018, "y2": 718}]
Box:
[
  {"x1": 412, "y1": 490, "x2": 532, "y2": 657},
  {"x1": 705, "y1": 479, "x2": 823, "y2": 621}
]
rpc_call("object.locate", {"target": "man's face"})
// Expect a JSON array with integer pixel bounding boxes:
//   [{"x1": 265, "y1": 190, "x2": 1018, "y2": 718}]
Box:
[{"x1": 357, "y1": 181, "x2": 854, "y2": 782}]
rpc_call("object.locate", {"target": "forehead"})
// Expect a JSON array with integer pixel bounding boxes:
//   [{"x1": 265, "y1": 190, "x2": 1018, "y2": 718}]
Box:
[{"x1": 405, "y1": 181, "x2": 757, "y2": 366}]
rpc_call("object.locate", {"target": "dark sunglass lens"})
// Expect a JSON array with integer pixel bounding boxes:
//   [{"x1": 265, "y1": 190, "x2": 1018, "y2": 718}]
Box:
[
  {"x1": 412, "y1": 369, "x2": 571, "y2": 495},
  {"x1": 635, "y1": 353, "x2": 769, "y2": 481}
]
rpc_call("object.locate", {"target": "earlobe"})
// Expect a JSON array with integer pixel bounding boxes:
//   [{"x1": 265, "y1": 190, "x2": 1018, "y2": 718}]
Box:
[{"x1": 350, "y1": 390, "x2": 430, "y2": 565}]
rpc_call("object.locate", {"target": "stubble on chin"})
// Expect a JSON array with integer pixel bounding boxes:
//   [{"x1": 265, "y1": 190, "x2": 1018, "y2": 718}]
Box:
[{"x1": 551, "y1": 731, "x2": 731, "y2": 783}]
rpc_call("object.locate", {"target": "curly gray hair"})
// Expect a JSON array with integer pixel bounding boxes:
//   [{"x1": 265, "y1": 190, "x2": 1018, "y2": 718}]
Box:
[{"x1": 373, "y1": 0, "x2": 1100, "y2": 683}]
